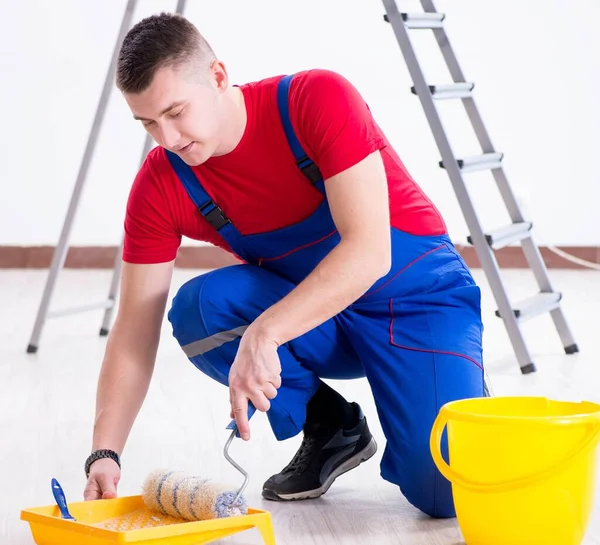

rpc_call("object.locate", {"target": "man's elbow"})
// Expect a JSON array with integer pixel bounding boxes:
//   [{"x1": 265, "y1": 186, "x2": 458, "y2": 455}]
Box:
[
  {"x1": 372, "y1": 246, "x2": 392, "y2": 279},
  {"x1": 356, "y1": 235, "x2": 392, "y2": 280},
  {"x1": 340, "y1": 226, "x2": 391, "y2": 281}
]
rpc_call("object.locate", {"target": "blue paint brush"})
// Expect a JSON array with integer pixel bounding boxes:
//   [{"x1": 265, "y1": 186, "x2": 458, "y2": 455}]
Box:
[{"x1": 51, "y1": 478, "x2": 76, "y2": 521}]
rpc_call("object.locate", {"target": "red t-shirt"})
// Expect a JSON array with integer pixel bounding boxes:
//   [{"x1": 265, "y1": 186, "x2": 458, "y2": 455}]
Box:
[{"x1": 122, "y1": 69, "x2": 446, "y2": 264}]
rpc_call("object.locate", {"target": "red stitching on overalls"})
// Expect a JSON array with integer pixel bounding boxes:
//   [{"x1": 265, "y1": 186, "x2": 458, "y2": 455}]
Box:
[
  {"x1": 388, "y1": 299, "x2": 483, "y2": 371},
  {"x1": 360, "y1": 244, "x2": 446, "y2": 300},
  {"x1": 257, "y1": 229, "x2": 338, "y2": 264}
]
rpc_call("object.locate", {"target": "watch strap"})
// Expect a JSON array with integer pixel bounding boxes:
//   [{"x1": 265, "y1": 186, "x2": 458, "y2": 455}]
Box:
[{"x1": 85, "y1": 449, "x2": 121, "y2": 478}]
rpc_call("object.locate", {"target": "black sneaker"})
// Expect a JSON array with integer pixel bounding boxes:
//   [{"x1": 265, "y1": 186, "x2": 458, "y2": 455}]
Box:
[{"x1": 261, "y1": 403, "x2": 377, "y2": 501}]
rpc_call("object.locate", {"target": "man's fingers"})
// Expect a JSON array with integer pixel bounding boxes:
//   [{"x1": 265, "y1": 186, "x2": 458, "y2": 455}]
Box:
[
  {"x1": 83, "y1": 481, "x2": 101, "y2": 501},
  {"x1": 229, "y1": 372, "x2": 283, "y2": 436},
  {"x1": 231, "y1": 395, "x2": 250, "y2": 440},
  {"x1": 262, "y1": 382, "x2": 278, "y2": 400},
  {"x1": 249, "y1": 390, "x2": 271, "y2": 413},
  {"x1": 97, "y1": 473, "x2": 118, "y2": 499}
]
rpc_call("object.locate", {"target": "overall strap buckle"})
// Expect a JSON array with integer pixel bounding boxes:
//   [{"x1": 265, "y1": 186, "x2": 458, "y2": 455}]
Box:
[
  {"x1": 199, "y1": 200, "x2": 231, "y2": 231},
  {"x1": 296, "y1": 155, "x2": 322, "y2": 184},
  {"x1": 277, "y1": 74, "x2": 325, "y2": 190}
]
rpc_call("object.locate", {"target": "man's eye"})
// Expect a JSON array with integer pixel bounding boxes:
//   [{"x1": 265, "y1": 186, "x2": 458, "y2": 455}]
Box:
[
  {"x1": 143, "y1": 120, "x2": 155, "y2": 127},
  {"x1": 170, "y1": 109, "x2": 184, "y2": 117}
]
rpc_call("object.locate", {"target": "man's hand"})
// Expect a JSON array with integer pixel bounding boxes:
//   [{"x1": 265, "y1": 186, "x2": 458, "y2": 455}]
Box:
[
  {"x1": 83, "y1": 458, "x2": 121, "y2": 501},
  {"x1": 228, "y1": 328, "x2": 282, "y2": 440}
]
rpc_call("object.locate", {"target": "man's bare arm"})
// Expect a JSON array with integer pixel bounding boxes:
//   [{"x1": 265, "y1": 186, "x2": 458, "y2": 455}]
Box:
[
  {"x1": 91, "y1": 259, "x2": 174, "y2": 455},
  {"x1": 247, "y1": 150, "x2": 391, "y2": 347}
]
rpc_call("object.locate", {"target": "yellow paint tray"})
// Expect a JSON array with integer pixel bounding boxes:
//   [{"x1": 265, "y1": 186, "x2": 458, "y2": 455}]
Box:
[{"x1": 21, "y1": 494, "x2": 276, "y2": 545}]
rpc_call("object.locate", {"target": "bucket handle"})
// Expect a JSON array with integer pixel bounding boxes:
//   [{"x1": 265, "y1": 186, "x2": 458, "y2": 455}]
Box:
[{"x1": 430, "y1": 406, "x2": 600, "y2": 493}]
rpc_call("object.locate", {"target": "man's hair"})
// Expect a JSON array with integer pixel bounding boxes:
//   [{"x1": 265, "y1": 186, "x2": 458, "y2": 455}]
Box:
[{"x1": 116, "y1": 12, "x2": 216, "y2": 93}]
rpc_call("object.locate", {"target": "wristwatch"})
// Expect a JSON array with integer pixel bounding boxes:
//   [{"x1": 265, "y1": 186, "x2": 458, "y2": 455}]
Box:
[{"x1": 85, "y1": 449, "x2": 121, "y2": 478}]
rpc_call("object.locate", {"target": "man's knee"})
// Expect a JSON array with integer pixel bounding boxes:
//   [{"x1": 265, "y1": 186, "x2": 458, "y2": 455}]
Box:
[
  {"x1": 403, "y1": 470, "x2": 456, "y2": 519},
  {"x1": 169, "y1": 265, "x2": 293, "y2": 337},
  {"x1": 382, "y1": 437, "x2": 456, "y2": 519},
  {"x1": 169, "y1": 265, "x2": 250, "y2": 336},
  {"x1": 166, "y1": 269, "x2": 231, "y2": 384},
  {"x1": 167, "y1": 265, "x2": 295, "y2": 382},
  {"x1": 168, "y1": 270, "x2": 209, "y2": 347}
]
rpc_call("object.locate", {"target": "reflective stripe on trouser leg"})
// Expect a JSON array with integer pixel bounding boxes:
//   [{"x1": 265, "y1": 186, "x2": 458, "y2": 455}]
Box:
[
  {"x1": 167, "y1": 264, "x2": 363, "y2": 440},
  {"x1": 181, "y1": 325, "x2": 249, "y2": 358},
  {"x1": 348, "y1": 252, "x2": 485, "y2": 519}
]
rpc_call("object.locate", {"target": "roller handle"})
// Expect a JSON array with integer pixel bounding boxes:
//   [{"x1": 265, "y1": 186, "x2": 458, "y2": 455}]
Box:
[
  {"x1": 227, "y1": 403, "x2": 257, "y2": 434},
  {"x1": 430, "y1": 407, "x2": 600, "y2": 494},
  {"x1": 225, "y1": 406, "x2": 254, "y2": 507}
]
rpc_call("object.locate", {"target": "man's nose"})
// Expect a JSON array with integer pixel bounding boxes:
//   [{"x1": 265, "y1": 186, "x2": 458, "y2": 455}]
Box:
[{"x1": 159, "y1": 123, "x2": 181, "y2": 150}]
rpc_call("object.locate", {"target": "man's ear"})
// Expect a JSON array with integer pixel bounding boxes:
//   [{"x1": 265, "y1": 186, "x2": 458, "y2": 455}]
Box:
[{"x1": 209, "y1": 59, "x2": 229, "y2": 92}]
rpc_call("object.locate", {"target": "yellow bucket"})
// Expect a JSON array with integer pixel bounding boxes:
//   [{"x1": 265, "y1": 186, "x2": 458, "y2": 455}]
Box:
[{"x1": 430, "y1": 396, "x2": 600, "y2": 545}]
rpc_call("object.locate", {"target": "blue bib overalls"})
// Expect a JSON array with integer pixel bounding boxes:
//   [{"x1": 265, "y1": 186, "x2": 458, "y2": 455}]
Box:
[{"x1": 166, "y1": 74, "x2": 485, "y2": 519}]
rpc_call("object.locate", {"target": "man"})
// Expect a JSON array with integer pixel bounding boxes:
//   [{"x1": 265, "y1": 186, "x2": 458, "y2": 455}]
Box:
[{"x1": 82, "y1": 12, "x2": 485, "y2": 519}]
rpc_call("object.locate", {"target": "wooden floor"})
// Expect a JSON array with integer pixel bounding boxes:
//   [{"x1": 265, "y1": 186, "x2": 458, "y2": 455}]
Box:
[{"x1": 2, "y1": 267, "x2": 600, "y2": 545}]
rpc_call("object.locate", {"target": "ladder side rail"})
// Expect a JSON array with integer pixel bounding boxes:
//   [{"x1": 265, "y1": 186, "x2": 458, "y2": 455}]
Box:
[
  {"x1": 381, "y1": 0, "x2": 535, "y2": 371},
  {"x1": 27, "y1": 0, "x2": 140, "y2": 354}
]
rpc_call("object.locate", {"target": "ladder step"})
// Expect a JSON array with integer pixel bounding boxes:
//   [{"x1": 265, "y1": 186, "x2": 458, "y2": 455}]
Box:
[
  {"x1": 402, "y1": 12, "x2": 445, "y2": 29},
  {"x1": 467, "y1": 222, "x2": 532, "y2": 250},
  {"x1": 495, "y1": 292, "x2": 562, "y2": 322},
  {"x1": 383, "y1": 12, "x2": 445, "y2": 29},
  {"x1": 411, "y1": 82, "x2": 475, "y2": 100},
  {"x1": 439, "y1": 152, "x2": 503, "y2": 173}
]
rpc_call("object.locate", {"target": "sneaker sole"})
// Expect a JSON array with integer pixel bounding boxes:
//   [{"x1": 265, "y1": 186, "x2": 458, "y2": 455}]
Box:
[{"x1": 262, "y1": 436, "x2": 378, "y2": 502}]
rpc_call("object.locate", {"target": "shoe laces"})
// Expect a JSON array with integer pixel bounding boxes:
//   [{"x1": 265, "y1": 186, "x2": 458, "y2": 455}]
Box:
[{"x1": 285, "y1": 435, "x2": 319, "y2": 474}]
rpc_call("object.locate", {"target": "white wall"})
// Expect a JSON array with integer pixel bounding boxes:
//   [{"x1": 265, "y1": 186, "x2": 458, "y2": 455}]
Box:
[{"x1": 1, "y1": 0, "x2": 598, "y2": 247}]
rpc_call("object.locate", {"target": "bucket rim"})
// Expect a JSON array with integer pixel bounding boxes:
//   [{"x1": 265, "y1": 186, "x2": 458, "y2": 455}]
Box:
[
  {"x1": 441, "y1": 396, "x2": 600, "y2": 426},
  {"x1": 430, "y1": 397, "x2": 600, "y2": 494}
]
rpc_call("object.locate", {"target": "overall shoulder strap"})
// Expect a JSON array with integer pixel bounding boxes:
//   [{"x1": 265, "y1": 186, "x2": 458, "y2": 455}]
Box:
[
  {"x1": 166, "y1": 150, "x2": 231, "y2": 231},
  {"x1": 164, "y1": 150, "x2": 250, "y2": 260},
  {"x1": 277, "y1": 75, "x2": 323, "y2": 187}
]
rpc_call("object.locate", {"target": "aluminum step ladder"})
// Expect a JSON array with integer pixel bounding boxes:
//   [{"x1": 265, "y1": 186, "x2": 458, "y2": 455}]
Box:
[
  {"x1": 381, "y1": 0, "x2": 578, "y2": 373},
  {"x1": 25, "y1": 0, "x2": 188, "y2": 354}
]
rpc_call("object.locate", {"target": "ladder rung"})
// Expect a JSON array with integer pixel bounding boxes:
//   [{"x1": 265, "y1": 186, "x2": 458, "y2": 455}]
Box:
[
  {"x1": 439, "y1": 152, "x2": 503, "y2": 173},
  {"x1": 402, "y1": 12, "x2": 445, "y2": 29},
  {"x1": 411, "y1": 83, "x2": 475, "y2": 100},
  {"x1": 495, "y1": 292, "x2": 562, "y2": 322},
  {"x1": 467, "y1": 222, "x2": 533, "y2": 250},
  {"x1": 383, "y1": 12, "x2": 445, "y2": 29}
]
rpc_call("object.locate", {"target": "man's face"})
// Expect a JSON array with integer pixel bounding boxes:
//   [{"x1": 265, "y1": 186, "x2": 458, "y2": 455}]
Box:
[{"x1": 124, "y1": 62, "x2": 224, "y2": 166}]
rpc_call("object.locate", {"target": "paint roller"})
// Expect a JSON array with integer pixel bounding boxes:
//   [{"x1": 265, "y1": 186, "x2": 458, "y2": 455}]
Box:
[{"x1": 141, "y1": 413, "x2": 254, "y2": 521}]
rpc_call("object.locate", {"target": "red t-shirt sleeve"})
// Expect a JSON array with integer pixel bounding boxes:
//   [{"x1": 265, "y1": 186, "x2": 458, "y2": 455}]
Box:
[
  {"x1": 288, "y1": 69, "x2": 387, "y2": 180},
  {"x1": 122, "y1": 149, "x2": 182, "y2": 264}
]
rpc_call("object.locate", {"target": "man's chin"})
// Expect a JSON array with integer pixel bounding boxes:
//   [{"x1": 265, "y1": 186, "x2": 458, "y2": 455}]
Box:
[
  {"x1": 176, "y1": 144, "x2": 214, "y2": 167},
  {"x1": 180, "y1": 156, "x2": 203, "y2": 167},
  {"x1": 176, "y1": 150, "x2": 207, "y2": 167}
]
